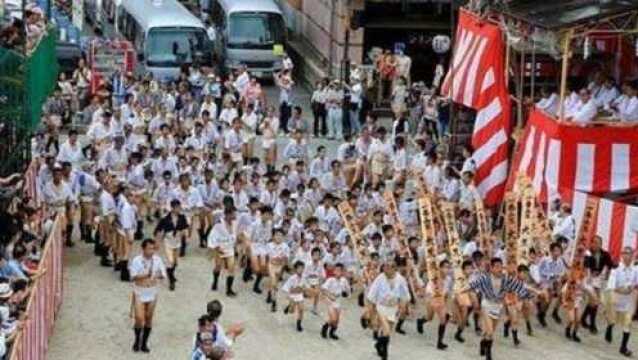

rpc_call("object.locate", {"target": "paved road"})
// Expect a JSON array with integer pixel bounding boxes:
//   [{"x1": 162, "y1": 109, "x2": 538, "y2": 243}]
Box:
[{"x1": 46, "y1": 87, "x2": 637, "y2": 360}]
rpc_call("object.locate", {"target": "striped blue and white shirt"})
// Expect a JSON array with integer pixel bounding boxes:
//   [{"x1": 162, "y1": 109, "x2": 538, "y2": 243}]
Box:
[{"x1": 469, "y1": 273, "x2": 532, "y2": 301}]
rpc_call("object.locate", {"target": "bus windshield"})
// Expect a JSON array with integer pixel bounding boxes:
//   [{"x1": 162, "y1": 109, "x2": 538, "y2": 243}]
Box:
[
  {"x1": 228, "y1": 12, "x2": 285, "y2": 50},
  {"x1": 146, "y1": 27, "x2": 208, "y2": 67}
]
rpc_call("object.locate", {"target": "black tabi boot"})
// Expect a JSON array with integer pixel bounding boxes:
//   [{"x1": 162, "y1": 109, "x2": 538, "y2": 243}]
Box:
[
  {"x1": 589, "y1": 306, "x2": 599, "y2": 334},
  {"x1": 526, "y1": 320, "x2": 533, "y2": 336},
  {"x1": 620, "y1": 332, "x2": 633, "y2": 357},
  {"x1": 485, "y1": 340, "x2": 493, "y2": 360},
  {"x1": 134, "y1": 220, "x2": 144, "y2": 240},
  {"x1": 572, "y1": 328, "x2": 581, "y2": 343},
  {"x1": 395, "y1": 319, "x2": 406, "y2": 335},
  {"x1": 360, "y1": 316, "x2": 369, "y2": 329},
  {"x1": 100, "y1": 251, "x2": 113, "y2": 267},
  {"x1": 416, "y1": 317, "x2": 427, "y2": 334},
  {"x1": 271, "y1": 299, "x2": 277, "y2": 313},
  {"x1": 321, "y1": 323, "x2": 330, "y2": 339},
  {"x1": 474, "y1": 312, "x2": 482, "y2": 333},
  {"x1": 503, "y1": 320, "x2": 511, "y2": 338},
  {"x1": 454, "y1": 327, "x2": 465, "y2": 343},
  {"x1": 65, "y1": 224, "x2": 75, "y2": 247},
  {"x1": 242, "y1": 264, "x2": 253, "y2": 282},
  {"x1": 378, "y1": 336, "x2": 389, "y2": 360},
  {"x1": 120, "y1": 261, "x2": 130, "y2": 282},
  {"x1": 537, "y1": 310, "x2": 548, "y2": 327},
  {"x1": 479, "y1": 339, "x2": 486, "y2": 356},
  {"x1": 226, "y1": 276, "x2": 236, "y2": 297},
  {"x1": 140, "y1": 327, "x2": 152, "y2": 353},
  {"x1": 329, "y1": 325, "x2": 339, "y2": 340},
  {"x1": 93, "y1": 235, "x2": 102, "y2": 256},
  {"x1": 211, "y1": 271, "x2": 220, "y2": 291},
  {"x1": 296, "y1": 319, "x2": 303, "y2": 332},
  {"x1": 565, "y1": 326, "x2": 572, "y2": 339},
  {"x1": 284, "y1": 304, "x2": 291, "y2": 314},
  {"x1": 179, "y1": 238, "x2": 187, "y2": 257},
  {"x1": 199, "y1": 229, "x2": 207, "y2": 248},
  {"x1": 436, "y1": 323, "x2": 448, "y2": 350},
  {"x1": 512, "y1": 329, "x2": 520, "y2": 346},
  {"x1": 253, "y1": 274, "x2": 263, "y2": 294},
  {"x1": 266, "y1": 291, "x2": 273, "y2": 304},
  {"x1": 167, "y1": 267, "x2": 176, "y2": 291},
  {"x1": 358, "y1": 292, "x2": 365, "y2": 307},
  {"x1": 436, "y1": 324, "x2": 447, "y2": 350},
  {"x1": 605, "y1": 324, "x2": 614, "y2": 343},
  {"x1": 132, "y1": 327, "x2": 142, "y2": 352}
]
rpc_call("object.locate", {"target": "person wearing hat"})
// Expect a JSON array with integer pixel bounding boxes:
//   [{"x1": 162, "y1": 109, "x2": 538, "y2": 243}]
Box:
[
  {"x1": 154, "y1": 199, "x2": 188, "y2": 291},
  {"x1": 42, "y1": 163, "x2": 77, "y2": 246},
  {"x1": 605, "y1": 246, "x2": 638, "y2": 357},
  {"x1": 224, "y1": 117, "x2": 244, "y2": 170},
  {"x1": 129, "y1": 239, "x2": 166, "y2": 353},
  {"x1": 97, "y1": 175, "x2": 117, "y2": 267},
  {"x1": 367, "y1": 258, "x2": 411, "y2": 359},
  {"x1": 208, "y1": 207, "x2": 239, "y2": 297},
  {"x1": 191, "y1": 330, "x2": 216, "y2": 360},
  {"x1": 99, "y1": 133, "x2": 128, "y2": 177}
]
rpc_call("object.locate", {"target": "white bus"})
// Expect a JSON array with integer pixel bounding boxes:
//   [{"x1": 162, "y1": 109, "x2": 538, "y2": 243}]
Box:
[
  {"x1": 208, "y1": 0, "x2": 287, "y2": 78},
  {"x1": 115, "y1": 0, "x2": 214, "y2": 81}
]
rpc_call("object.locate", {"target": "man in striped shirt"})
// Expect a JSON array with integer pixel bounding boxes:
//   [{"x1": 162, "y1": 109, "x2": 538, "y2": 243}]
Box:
[
  {"x1": 537, "y1": 242, "x2": 568, "y2": 326},
  {"x1": 467, "y1": 257, "x2": 533, "y2": 360}
]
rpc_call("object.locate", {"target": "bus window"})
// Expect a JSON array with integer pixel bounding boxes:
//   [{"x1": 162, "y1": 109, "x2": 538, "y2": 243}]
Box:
[
  {"x1": 146, "y1": 28, "x2": 208, "y2": 67},
  {"x1": 227, "y1": 13, "x2": 284, "y2": 50}
]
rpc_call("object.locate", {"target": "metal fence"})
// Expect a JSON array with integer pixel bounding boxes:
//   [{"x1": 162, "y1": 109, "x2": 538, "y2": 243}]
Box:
[{"x1": 0, "y1": 29, "x2": 59, "y2": 176}]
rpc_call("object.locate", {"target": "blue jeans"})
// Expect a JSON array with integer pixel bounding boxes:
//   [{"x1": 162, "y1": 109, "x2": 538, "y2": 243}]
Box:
[
  {"x1": 349, "y1": 105, "x2": 361, "y2": 134},
  {"x1": 327, "y1": 107, "x2": 343, "y2": 139}
]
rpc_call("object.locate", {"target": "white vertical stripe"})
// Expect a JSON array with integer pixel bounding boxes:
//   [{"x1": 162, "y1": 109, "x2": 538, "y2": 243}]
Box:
[
  {"x1": 476, "y1": 160, "x2": 508, "y2": 197},
  {"x1": 596, "y1": 198, "x2": 614, "y2": 251},
  {"x1": 453, "y1": 35, "x2": 482, "y2": 105},
  {"x1": 545, "y1": 139, "x2": 561, "y2": 205},
  {"x1": 518, "y1": 126, "x2": 537, "y2": 174},
  {"x1": 472, "y1": 129, "x2": 508, "y2": 168},
  {"x1": 622, "y1": 206, "x2": 638, "y2": 249},
  {"x1": 481, "y1": 68, "x2": 495, "y2": 93},
  {"x1": 442, "y1": 29, "x2": 473, "y2": 95},
  {"x1": 532, "y1": 133, "x2": 547, "y2": 193},
  {"x1": 463, "y1": 37, "x2": 488, "y2": 105},
  {"x1": 611, "y1": 144, "x2": 630, "y2": 191},
  {"x1": 574, "y1": 144, "x2": 595, "y2": 192},
  {"x1": 473, "y1": 98, "x2": 502, "y2": 134}
]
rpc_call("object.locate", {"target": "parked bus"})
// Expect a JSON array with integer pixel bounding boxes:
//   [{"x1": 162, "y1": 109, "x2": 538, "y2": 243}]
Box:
[
  {"x1": 115, "y1": 0, "x2": 214, "y2": 81},
  {"x1": 208, "y1": 0, "x2": 286, "y2": 78}
]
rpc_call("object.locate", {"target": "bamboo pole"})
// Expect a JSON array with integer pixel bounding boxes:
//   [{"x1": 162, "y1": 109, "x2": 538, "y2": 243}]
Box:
[{"x1": 558, "y1": 29, "x2": 573, "y2": 122}]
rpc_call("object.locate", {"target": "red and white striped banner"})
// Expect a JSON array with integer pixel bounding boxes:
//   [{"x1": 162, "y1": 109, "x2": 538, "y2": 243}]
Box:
[
  {"x1": 441, "y1": 9, "x2": 511, "y2": 206},
  {"x1": 511, "y1": 109, "x2": 638, "y2": 260},
  {"x1": 513, "y1": 110, "x2": 638, "y2": 203}
]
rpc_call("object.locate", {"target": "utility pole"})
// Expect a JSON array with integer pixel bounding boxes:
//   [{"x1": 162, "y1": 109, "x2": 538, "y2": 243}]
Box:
[{"x1": 342, "y1": 23, "x2": 351, "y2": 135}]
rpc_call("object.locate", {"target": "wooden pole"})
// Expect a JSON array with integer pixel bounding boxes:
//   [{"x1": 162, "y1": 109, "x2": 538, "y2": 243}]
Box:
[{"x1": 558, "y1": 30, "x2": 573, "y2": 122}]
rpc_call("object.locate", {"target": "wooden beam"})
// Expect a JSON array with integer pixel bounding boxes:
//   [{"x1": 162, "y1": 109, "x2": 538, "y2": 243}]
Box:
[{"x1": 558, "y1": 29, "x2": 573, "y2": 122}]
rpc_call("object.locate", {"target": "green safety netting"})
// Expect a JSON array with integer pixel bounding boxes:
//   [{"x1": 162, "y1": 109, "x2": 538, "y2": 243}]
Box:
[{"x1": 0, "y1": 28, "x2": 59, "y2": 174}]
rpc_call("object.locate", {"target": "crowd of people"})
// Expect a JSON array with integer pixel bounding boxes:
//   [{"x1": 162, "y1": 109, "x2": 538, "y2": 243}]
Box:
[
  {"x1": 0, "y1": 3, "x2": 49, "y2": 55},
  {"x1": 0, "y1": 172, "x2": 49, "y2": 359},
  {"x1": 534, "y1": 71, "x2": 638, "y2": 123},
  {"x1": 22, "y1": 28, "x2": 638, "y2": 360}
]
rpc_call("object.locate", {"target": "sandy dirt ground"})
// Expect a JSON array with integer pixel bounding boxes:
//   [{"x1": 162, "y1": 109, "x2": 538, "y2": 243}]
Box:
[{"x1": 48, "y1": 239, "x2": 636, "y2": 360}]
